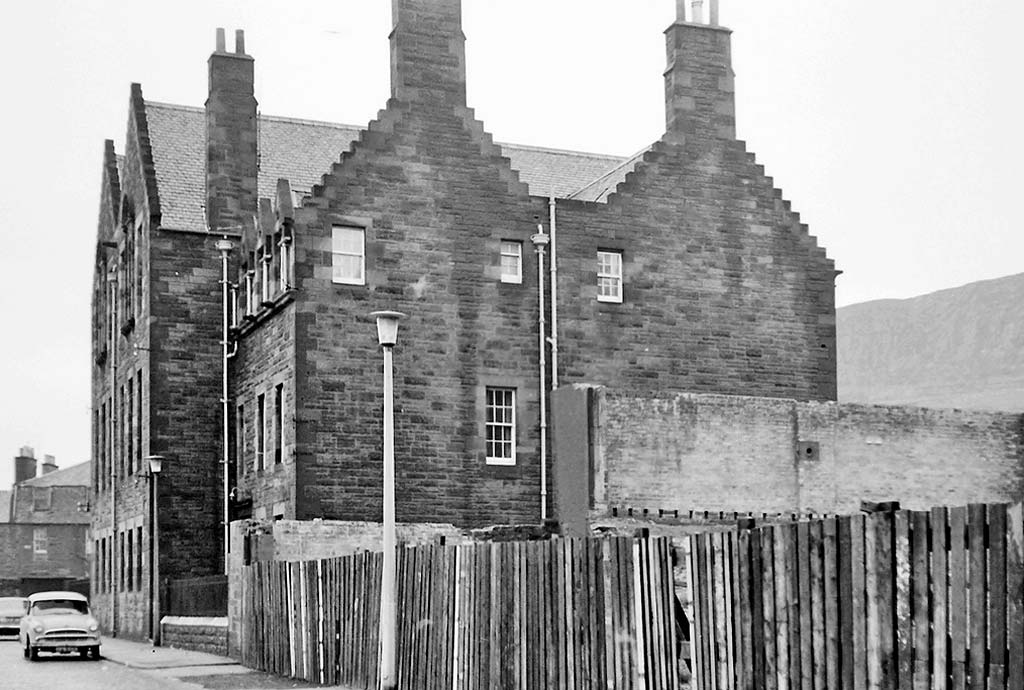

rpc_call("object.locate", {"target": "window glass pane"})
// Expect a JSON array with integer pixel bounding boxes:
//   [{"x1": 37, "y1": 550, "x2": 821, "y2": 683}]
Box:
[
  {"x1": 332, "y1": 227, "x2": 363, "y2": 254},
  {"x1": 333, "y1": 256, "x2": 364, "y2": 282}
]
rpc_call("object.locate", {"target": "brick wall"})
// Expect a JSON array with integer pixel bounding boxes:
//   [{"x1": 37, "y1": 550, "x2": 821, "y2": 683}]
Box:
[{"x1": 554, "y1": 387, "x2": 1024, "y2": 521}]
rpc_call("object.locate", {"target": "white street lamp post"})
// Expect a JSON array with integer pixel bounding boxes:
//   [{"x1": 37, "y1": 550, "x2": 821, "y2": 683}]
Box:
[
  {"x1": 146, "y1": 455, "x2": 164, "y2": 646},
  {"x1": 370, "y1": 310, "x2": 404, "y2": 690}
]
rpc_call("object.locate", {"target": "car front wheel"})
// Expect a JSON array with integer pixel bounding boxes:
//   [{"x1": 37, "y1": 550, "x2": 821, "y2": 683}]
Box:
[{"x1": 27, "y1": 643, "x2": 38, "y2": 661}]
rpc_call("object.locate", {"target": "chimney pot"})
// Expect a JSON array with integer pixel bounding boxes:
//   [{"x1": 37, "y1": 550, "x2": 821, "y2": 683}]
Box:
[
  {"x1": 691, "y1": 0, "x2": 704, "y2": 24},
  {"x1": 216, "y1": 28, "x2": 226, "y2": 52},
  {"x1": 42, "y1": 455, "x2": 58, "y2": 474},
  {"x1": 19, "y1": 446, "x2": 34, "y2": 459},
  {"x1": 709, "y1": 0, "x2": 719, "y2": 25},
  {"x1": 235, "y1": 29, "x2": 246, "y2": 55},
  {"x1": 675, "y1": 0, "x2": 687, "y2": 22}
]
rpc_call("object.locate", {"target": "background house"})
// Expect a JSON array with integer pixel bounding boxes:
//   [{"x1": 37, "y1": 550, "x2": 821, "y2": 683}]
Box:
[
  {"x1": 0, "y1": 447, "x2": 90, "y2": 596},
  {"x1": 91, "y1": 0, "x2": 834, "y2": 637}
]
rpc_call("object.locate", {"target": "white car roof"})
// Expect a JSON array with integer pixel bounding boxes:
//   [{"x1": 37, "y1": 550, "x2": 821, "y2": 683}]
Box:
[{"x1": 27, "y1": 591, "x2": 88, "y2": 603}]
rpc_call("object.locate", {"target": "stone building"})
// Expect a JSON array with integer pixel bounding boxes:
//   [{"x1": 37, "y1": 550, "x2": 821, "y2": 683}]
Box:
[
  {"x1": 0, "y1": 447, "x2": 91, "y2": 596},
  {"x1": 90, "y1": 0, "x2": 835, "y2": 637}
]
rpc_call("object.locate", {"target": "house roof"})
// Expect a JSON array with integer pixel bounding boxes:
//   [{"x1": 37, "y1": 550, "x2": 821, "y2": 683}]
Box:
[
  {"x1": 19, "y1": 462, "x2": 90, "y2": 488},
  {"x1": 143, "y1": 102, "x2": 632, "y2": 231}
]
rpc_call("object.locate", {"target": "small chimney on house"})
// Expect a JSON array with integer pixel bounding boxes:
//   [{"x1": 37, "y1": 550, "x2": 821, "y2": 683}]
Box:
[
  {"x1": 206, "y1": 27, "x2": 259, "y2": 235},
  {"x1": 41, "y1": 455, "x2": 58, "y2": 475},
  {"x1": 390, "y1": 0, "x2": 466, "y2": 107},
  {"x1": 664, "y1": 0, "x2": 736, "y2": 145},
  {"x1": 14, "y1": 446, "x2": 36, "y2": 485}
]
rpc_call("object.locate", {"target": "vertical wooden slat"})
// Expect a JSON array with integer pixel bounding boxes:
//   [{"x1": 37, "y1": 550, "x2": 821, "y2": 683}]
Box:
[
  {"x1": 774, "y1": 525, "x2": 790, "y2": 690},
  {"x1": 851, "y1": 514, "x2": 867, "y2": 690},
  {"x1": 967, "y1": 504, "x2": 987, "y2": 690},
  {"x1": 762, "y1": 527, "x2": 777, "y2": 690},
  {"x1": 823, "y1": 518, "x2": 840, "y2": 690},
  {"x1": 721, "y1": 532, "x2": 736, "y2": 690},
  {"x1": 1005, "y1": 503, "x2": 1023, "y2": 690},
  {"x1": 798, "y1": 521, "x2": 814, "y2": 690},
  {"x1": 894, "y1": 511, "x2": 912, "y2": 690},
  {"x1": 931, "y1": 507, "x2": 949, "y2": 690},
  {"x1": 878, "y1": 512, "x2": 897, "y2": 690},
  {"x1": 787, "y1": 524, "x2": 802, "y2": 690},
  {"x1": 911, "y1": 511, "x2": 930, "y2": 690},
  {"x1": 987, "y1": 504, "x2": 1007, "y2": 690},
  {"x1": 704, "y1": 533, "x2": 719, "y2": 690},
  {"x1": 950, "y1": 506, "x2": 968, "y2": 690},
  {"x1": 738, "y1": 529, "x2": 755, "y2": 690},
  {"x1": 750, "y1": 528, "x2": 765, "y2": 690},
  {"x1": 810, "y1": 521, "x2": 826, "y2": 690}
]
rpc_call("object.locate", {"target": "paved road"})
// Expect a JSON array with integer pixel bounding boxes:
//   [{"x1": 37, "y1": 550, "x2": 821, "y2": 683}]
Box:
[{"x1": 0, "y1": 637, "x2": 184, "y2": 690}]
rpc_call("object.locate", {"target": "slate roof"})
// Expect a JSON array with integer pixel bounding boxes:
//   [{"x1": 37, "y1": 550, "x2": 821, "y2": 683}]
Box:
[
  {"x1": 143, "y1": 102, "x2": 633, "y2": 231},
  {"x1": 568, "y1": 147, "x2": 652, "y2": 203},
  {"x1": 19, "y1": 462, "x2": 90, "y2": 488}
]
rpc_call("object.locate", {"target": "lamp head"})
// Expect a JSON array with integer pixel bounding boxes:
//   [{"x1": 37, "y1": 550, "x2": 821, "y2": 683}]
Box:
[
  {"x1": 215, "y1": 239, "x2": 235, "y2": 253},
  {"x1": 146, "y1": 455, "x2": 165, "y2": 475},
  {"x1": 370, "y1": 311, "x2": 407, "y2": 347}
]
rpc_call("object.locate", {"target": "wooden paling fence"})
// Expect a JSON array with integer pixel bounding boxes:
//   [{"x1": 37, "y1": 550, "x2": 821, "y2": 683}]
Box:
[
  {"x1": 240, "y1": 536, "x2": 683, "y2": 689},
  {"x1": 686, "y1": 502, "x2": 1024, "y2": 690}
]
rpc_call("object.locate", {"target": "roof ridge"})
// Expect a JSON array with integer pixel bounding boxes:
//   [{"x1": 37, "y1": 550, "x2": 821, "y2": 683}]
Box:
[
  {"x1": 143, "y1": 100, "x2": 628, "y2": 158},
  {"x1": 497, "y1": 141, "x2": 628, "y2": 160}
]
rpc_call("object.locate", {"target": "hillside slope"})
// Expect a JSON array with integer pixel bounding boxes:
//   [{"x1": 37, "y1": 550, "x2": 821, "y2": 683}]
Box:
[{"x1": 837, "y1": 273, "x2": 1024, "y2": 412}]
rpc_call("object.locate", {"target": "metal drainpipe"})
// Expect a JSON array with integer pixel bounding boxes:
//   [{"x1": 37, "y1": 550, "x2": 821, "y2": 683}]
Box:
[
  {"x1": 215, "y1": 238, "x2": 235, "y2": 575},
  {"x1": 107, "y1": 270, "x2": 118, "y2": 636},
  {"x1": 548, "y1": 195, "x2": 558, "y2": 390},
  {"x1": 531, "y1": 226, "x2": 550, "y2": 522}
]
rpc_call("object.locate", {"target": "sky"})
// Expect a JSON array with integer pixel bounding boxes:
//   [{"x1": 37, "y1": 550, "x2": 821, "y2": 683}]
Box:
[{"x1": 0, "y1": 1, "x2": 1021, "y2": 488}]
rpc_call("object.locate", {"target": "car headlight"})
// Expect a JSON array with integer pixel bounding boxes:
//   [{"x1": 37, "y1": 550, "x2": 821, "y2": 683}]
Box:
[
  {"x1": 89, "y1": 623, "x2": 99, "y2": 632},
  {"x1": 33, "y1": 625, "x2": 43, "y2": 633}
]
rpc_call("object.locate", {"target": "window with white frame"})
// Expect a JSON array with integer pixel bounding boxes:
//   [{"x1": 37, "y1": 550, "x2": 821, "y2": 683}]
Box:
[
  {"x1": 500, "y1": 240, "x2": 522, "y2": 284},
  {"x1": 597, "y1": 250, "x2": 623, "y2": 303},
  {"x1": 485, "y1": 387, "x2": 516, "y2": 465},
  {"x1": 33, "y1": 527, "x2": 47, "y2": 557},
  {"x1": 332, "y1": 226, "x2": 365, "y2": 285}
]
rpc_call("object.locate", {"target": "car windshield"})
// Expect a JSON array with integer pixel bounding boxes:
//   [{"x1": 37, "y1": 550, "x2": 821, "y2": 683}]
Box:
[
  {"x1": 0, "y1": 598, "x2": 26, "y2": 616},
  {"x1": 31, "y1": 599, "x2": 89, "y2": 616}
]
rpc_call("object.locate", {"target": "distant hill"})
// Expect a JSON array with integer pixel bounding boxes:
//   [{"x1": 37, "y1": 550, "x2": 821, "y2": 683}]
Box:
[{"x1": 837, "y1": 273, "x2": 1024, "y2": 412}]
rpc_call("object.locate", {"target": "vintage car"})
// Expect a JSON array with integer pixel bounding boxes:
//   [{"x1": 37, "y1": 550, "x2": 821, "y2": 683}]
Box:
[
  {"x1": 19, "y1": 591, "x2": 101, "y2": 660},
  {"x1": 0, "y1": 596, "x2": 27, "y2": 638}
]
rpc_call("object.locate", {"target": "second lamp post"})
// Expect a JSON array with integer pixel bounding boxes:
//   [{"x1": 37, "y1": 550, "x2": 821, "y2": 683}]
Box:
[{"x1": 370, "y1": 310, "x2": 405, "y2": 690}]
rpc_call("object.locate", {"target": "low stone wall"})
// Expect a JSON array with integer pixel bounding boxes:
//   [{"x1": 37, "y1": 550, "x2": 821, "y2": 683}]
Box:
[{"x1": 160, "y1": 615, "x2": 228, "y2": 656}]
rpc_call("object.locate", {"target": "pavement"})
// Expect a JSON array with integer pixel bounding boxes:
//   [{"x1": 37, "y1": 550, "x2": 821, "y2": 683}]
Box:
[
  {"x1": 99, "y1": 636, "x2": 330, "y2": 688},
  {"x1": 100, "y1": 635, "x2": 240, "y2": 671}
]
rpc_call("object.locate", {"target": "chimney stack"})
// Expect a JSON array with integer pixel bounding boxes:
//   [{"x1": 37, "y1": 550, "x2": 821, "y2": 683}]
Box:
[
  {"x1": 42, "y1": 455, "x2": 58, "y2": 475},
  {"x1": 664, "y1": 0, "x2": 735, "y2": 145},
  {"x1": 206, "y1": 27, "x2": 258, "y2": 235},
  {"x1": 390, "y1": 0, "x2": 467, "y2": 107},
  {"x1": 14, "y1": 446, "x2": 36, "y2": 485}
]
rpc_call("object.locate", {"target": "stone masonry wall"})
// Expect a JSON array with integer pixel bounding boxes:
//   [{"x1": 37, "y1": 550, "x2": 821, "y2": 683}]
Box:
[
  {"x1": 161, "y1": 616, "x2": 229, "y2": 656},
  {"x1": 149, "y1": 229, "x2": 226, "y2": 581},
  {"x1": 230, "y1": 300, "x2": 297, "y2": 519},
  {"x1": 584, "y1": 388, "x2": 1024, "y2": 517},
  {"x1": 286, "y1": 2, "x2": 834, "y2": 530}
]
